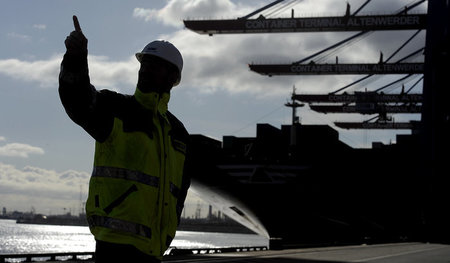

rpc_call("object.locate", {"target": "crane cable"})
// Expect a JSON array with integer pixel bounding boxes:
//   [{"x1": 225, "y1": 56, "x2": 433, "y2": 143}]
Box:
[
  {"x1": 331, "y1": 30, "x2": 424, "y2": 94},
  {"x1": 294, "y1": 0, "x2": 426, "y2": 66},
  {"x1": 264, "y1": 0, "x2": 303, "y2": 18}
]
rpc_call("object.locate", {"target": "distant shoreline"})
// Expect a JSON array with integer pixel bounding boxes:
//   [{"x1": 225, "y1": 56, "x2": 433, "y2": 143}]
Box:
[{"x1": 1, "y1": 217, "x2": 254, "y2": 234}]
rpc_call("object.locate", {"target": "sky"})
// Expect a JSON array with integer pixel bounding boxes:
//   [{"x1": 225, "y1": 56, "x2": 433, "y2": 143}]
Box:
[{"x1": 0, "y1": 0, "x2": 426, "y2": 216}]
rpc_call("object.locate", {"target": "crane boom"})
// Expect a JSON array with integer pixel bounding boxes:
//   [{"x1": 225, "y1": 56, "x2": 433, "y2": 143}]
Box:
[
  {"x1": 293, "y1": 93, "x2": 423, "y2": 103},
  {"x1": 184, "y1": 14, "x2": 426, "y2": 35},
  {"x1": 309, "y1": 104, "x2": 422, "y2": 114},
  {"x1": 334, "y1": 122, "x2": 415, "y2": 129},
  {"x1": 249, "y1": 62, "x2": 424, "y2": 76}
]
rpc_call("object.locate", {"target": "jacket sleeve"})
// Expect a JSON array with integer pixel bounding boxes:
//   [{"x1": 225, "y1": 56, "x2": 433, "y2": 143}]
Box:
[
  {"x1": 59, "y1": 53, "x2": 114, "y2": 142},
  {"x1": 177, "y1": 154, "x2": 191, "y2": 225},
  {"x1": 168, "y1": 112, "x2": 191, "y2": 225}
]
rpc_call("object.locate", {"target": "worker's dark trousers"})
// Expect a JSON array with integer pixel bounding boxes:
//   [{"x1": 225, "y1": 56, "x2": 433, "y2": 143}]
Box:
[{"x1": 95, "y1": 240, "x2": 160, "y2": 263}]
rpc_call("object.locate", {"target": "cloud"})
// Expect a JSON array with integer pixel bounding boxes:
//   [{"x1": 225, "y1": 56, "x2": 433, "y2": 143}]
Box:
[
  {"x1": 0, "y1": 55, "x2": 61, "y2": 88},
  {"x1": 7, "y1": 32, "x2": 31, "y2": 42},
  {"x1": 133, "y1": 0, "x2": 244, "y2": 28},
  {"x1": 0, "y1": 55, "x2": 138, "y2": 91},
  {"x1": 33, "y1": 24, "x2": 47, "y2": 30},
  {"x1": 0, "y1": 162, "x2": 90, "y2": 213},
  {"x1": 86, "y1": 55, "x2": 139, "y2": 91},
  {"x1": 0, "y1": 137, "x2": 45, "y2": 158},
  {"x1": 0, "y1": 143, "x2": 44, "y2": 158}
]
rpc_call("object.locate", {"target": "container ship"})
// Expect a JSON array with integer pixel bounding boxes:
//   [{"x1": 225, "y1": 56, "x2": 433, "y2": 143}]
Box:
[
  {"x1": 187, "y1": 119, "x2": 429, "y2": 248},
  {"x1": 183, "y1": 0, "x2": 449, "y2": 248}
]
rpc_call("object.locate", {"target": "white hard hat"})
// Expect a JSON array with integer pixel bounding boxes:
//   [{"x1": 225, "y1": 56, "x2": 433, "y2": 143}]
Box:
[{"x1": 136, "y1": 40, "x2": 183, "y2": 86}]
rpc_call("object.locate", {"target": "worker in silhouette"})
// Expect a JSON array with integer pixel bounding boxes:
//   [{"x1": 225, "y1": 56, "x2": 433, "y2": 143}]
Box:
[{"x1": 59, "y1": 16, "x2": 190, "y2": 263}]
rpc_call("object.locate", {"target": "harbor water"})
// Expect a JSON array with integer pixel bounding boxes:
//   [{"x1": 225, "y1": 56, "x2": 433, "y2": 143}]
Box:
[{"x1": 0, "y1": 219, "x2": 268, "y2": 254}]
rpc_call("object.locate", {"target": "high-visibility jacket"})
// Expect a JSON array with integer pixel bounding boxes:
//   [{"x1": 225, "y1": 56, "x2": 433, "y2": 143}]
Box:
[{"x1": 59, "y1": 53, "x2": 190, "y2": 259}]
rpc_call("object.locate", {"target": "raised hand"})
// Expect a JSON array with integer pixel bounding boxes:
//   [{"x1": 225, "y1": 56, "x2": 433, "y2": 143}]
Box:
[{"x1": 64, "y1": 15, "x2": 88, "y2": 56}]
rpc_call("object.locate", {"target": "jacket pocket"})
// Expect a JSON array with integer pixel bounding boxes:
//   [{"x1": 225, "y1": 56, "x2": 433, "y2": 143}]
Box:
[{"x1": 103, "y1": 184, "x2": 138, "y2": 214}]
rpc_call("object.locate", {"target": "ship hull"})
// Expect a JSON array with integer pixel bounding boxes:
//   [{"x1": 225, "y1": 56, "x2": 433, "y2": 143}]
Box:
[{"x1": 187, "y1": 124, "x2": 432, "y2": 248}]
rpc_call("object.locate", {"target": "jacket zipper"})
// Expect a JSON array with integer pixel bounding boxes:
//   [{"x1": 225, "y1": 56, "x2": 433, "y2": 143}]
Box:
[{"x1": 159, "y1": 114, "x2": 168, "y2": 255}]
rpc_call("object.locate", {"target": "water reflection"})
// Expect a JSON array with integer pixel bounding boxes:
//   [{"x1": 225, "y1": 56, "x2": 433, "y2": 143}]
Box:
[{"x1": 0, "y1": 219, "x2": 268, "y2": 254}]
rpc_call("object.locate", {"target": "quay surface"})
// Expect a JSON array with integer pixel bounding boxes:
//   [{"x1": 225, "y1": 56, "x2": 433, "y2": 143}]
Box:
[{"x1": 4, "y1": 242, "x2": 450, "y2": 263}]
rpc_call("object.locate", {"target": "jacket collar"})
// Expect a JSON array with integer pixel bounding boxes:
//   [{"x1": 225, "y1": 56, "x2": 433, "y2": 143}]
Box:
[{"x1": 134, "y1": 88, "x2": 170, "y2": 118}]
